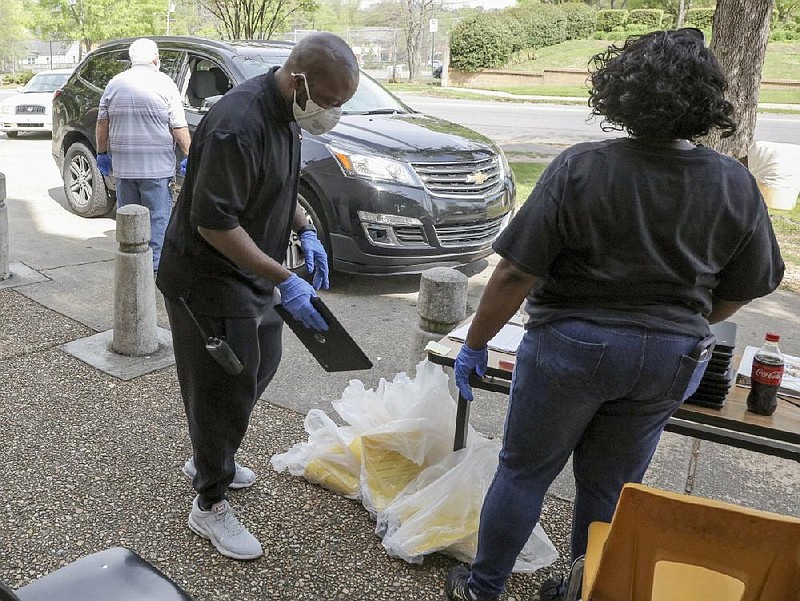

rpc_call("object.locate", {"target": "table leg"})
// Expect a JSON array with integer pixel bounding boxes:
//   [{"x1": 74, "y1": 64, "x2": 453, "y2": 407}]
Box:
[
  {"x1": 454, "y1": 392, "x2": 471, "y2": 451},
  {"x1": 683, "y1": 437, "x2": 703, "y2": 495}
]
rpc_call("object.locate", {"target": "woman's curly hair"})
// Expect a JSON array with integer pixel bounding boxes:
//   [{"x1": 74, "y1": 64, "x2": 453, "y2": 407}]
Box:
[{"x1": 588, "y1": 29, "x2": 736, "y2": 140}]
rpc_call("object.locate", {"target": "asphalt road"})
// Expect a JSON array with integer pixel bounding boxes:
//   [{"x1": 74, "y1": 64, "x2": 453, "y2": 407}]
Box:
[{"x1": 396, "y1": 94, "x2": 800, "y2": 148}]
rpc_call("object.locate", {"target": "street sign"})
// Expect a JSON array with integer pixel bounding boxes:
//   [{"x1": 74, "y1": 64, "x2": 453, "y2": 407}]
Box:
[{"x1": 429, "y1": 18, "x2": 438, "y2": 33}]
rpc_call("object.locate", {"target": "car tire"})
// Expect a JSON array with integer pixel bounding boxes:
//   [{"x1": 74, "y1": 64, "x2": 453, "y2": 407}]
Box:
[
  {"x1": 63, "y1": 142, "x2": 115, "y2": 217},
  {"x1": 285, "y1": 189, "x2": 332, "y2": 278},
  {"x1": 6, "y1": 131, "x2": 18, "y2": 138}
]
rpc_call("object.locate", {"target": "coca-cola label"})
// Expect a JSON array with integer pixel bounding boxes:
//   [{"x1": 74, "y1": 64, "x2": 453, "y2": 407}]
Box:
[{"x1": 751, "y1": 359, "x2": 784, "y2": 386}]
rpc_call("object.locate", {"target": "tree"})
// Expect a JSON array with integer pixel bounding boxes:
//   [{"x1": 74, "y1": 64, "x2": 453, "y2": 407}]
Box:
[
  {"x1": 397, "y1": 0, "x2": 442, "y2": 80},
  {"x1": 26, "y1": 0, "x2": 167, "y2": 57},
  {"x1": 774, "y1": 0, "x2": 800, "y2": 22},
  {"x1": 197, "y1": 0, "x2": 319, "y2": 39},
  {"x1": 702, "y1": 0, "x2": 773, "y2": 160},
  {"x1": 0, "y1": 0, "x2": 28, "y2": 71}
]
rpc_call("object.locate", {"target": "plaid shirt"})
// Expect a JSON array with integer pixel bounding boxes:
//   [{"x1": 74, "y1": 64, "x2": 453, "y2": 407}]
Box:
[{"x1": 98, "y1": 64, "x2": 187, "y2": 179}]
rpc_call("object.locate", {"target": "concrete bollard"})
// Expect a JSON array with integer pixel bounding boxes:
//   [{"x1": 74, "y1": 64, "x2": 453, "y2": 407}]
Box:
[
  {"x1": 112, "y1": 205, "x2": 159, "y2": 355},
  {"x1": 0, "y1": 172, "x2": 9, "y2": 281},
  {"x1": 409, "y1": 267, "x2": 468, "y2": 371}
]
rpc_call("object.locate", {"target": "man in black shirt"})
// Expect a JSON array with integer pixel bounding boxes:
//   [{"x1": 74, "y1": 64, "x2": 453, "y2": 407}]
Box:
[
  {"x1": 157, "y1": 32, "x2": 358, "y2": 560},
  {"x1": 444, "y1": 29, "x2": 784, "y2": 601}
]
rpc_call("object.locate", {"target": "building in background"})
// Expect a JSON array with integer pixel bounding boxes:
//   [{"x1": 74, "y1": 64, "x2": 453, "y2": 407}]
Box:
[{"x1": 16, "y1": 40, "x2": 80, "y2": 71}]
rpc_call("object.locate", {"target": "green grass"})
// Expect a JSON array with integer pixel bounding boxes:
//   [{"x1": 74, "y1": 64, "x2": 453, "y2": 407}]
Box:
[
  {"x1": 759, "y1": 88, "x2": 800, "y2": 105},
  {"x1": 508, "y1": 39, "x2": 610, "y2": 72},
  {"x1": 489, "y1": 85, "x2": 590, "y2": 97},
  {"x1": 511, "y1": 39, "x2": 800, "y2": 81},
  {"x1": 768, "y1": 201, "x2": 800, "y2": 291},
  {"x1": 509, "y1": 161, "x2": 548, "y2": 204},
  {"x1": 386, "y1": 82, "x2": 569, "y2": 104},
  {"x1": 761, "y1": 42, "x2": 800, "y2": 81}
]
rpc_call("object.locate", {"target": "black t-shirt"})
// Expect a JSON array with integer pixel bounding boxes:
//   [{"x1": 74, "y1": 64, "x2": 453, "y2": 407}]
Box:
[
  {"x1": 157, "y1": 67, "x2": 301, "y2": 317},
  {"x1": 494, "y1": 138, "x2": 784, "y2": 336}
]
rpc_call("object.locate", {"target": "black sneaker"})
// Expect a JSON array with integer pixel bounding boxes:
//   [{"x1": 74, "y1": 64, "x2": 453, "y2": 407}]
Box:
[
  {"x1": 444, "y1": 566, "x2": 499, "y2": 601},
  {"x1": 533, "y1": 557, "x2": 585, "y2": 601},
  {"x1": 533, "y1": 574, "x2": 567, "y2": 601}
]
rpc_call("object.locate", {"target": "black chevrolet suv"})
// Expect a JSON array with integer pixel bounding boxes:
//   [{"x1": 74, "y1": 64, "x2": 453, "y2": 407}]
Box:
[{"x1": 52, "y1": 36, "x2": 515, "y2": 275}]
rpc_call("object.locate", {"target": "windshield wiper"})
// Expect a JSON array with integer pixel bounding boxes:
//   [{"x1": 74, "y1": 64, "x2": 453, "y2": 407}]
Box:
[{"x1": 362, "y1": 108, "x2": 403, "y2": 115}]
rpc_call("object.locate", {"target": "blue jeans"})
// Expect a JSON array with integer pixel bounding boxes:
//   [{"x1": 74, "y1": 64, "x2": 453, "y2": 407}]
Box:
[
  {"x1": 115, "y1": 177, "x2": 173, "y2": 272},
  {"x1": 468, "y1": 319, "x2": 709, "y2": 598}
]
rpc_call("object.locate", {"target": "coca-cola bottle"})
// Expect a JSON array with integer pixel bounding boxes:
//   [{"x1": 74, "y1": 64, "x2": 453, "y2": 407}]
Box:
[{"x1": 746, "y1": 333, "x2": 784, "y2": 416}]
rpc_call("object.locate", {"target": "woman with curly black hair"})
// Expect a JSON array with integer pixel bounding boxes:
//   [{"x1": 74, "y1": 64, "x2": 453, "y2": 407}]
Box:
[{"x1": 445, "y1": 29, "x2": 784, "y2": 601}]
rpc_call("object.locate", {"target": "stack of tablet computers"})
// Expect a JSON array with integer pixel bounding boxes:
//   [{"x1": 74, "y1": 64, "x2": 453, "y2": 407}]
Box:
[{"x1": 684, "y1": 321, "x2": 737, "y2": 409}]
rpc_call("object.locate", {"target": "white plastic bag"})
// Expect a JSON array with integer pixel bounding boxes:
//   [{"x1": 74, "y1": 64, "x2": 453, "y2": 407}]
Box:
[
  {"x1": 271, "y1": 361, "x2": 558, "y2": 571},
  {"x1": 748, "y1": 141, "x2": 800, "y2": 210},
  {"x1": 270, "y1": 409, "x2": 362, "y2": 499},
  {"x1": 377, "y1": 437, "x2": 558, "y2": 572},
  {"x1": 333, "y1": 361, "x2": 474, "y2": 515}
]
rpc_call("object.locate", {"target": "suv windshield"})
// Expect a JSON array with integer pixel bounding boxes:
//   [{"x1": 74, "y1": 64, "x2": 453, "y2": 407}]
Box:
[
  {"x1": 23, "y1": 72, "x2": 70, "y2": 93},
  {"x1": 232, "y1": 49, "x2": 410, "y2": 116}
]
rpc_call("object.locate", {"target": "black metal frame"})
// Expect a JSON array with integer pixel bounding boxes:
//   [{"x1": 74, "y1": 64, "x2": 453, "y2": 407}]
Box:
[{"x1": 431, "y1": 353, "x2": 800, "y2": 462}]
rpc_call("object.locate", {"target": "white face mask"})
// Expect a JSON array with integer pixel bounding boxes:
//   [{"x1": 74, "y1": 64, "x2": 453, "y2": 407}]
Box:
[{"x1": 291, "y1": 72, "x2": 342, "y2": 135}]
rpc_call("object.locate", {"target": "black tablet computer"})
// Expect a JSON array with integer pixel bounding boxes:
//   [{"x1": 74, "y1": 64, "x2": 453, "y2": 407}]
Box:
[{"x1": 275, "y1": 296, "x2": 373, "y2": 372}]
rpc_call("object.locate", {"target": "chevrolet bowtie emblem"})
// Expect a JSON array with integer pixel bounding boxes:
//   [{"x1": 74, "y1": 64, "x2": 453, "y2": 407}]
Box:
[{"x1": 466, "y1": 171, "x2": 487, "y2": 185}]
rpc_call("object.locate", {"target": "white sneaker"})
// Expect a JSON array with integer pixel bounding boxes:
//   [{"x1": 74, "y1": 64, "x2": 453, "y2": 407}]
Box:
[
  {"x1": 187, "y1": 496, "x2": 263, "y2": 560},
  {"x1": 182, "y1": 456, "x2": 256, "y2": 489}
]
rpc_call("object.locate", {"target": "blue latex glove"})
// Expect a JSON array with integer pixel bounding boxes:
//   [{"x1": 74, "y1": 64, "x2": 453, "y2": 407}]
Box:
[
  {"x1": 96, "y1": 153, "x2": 112, "y2": 176},
  {"x1": 299, "y1": 229, "x2": 330, "y2": 290},
  {"x1": 454, "y1": 343, "x2": 488, "y2": 402},
  {"x1": 276, "y1": 273, "x2": 329, "y2": 331},
  {"x1": 180, "y1": 157, "x2": 188, "y2": 176}
]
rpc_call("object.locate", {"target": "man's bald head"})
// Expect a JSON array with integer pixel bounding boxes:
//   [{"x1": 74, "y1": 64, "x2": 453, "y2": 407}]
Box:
[
  {"x1": 285, "y1": 32, "x2": 359, "y2": 84},
  {"x1": 280, "y1": 33, "x2": 359, "y2": 110}
]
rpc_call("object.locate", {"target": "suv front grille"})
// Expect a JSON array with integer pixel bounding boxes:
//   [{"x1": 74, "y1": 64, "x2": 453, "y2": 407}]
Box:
[
  {"x1": 411, "y1": 156, "x2": 502, "y2": 199},
  {"x1": 394, "y1": 225, "x2": 427, "y2": 245},
  {"x1": 435, "y1": 215, "x2": 506, "y2": 247},
  {"x1": 16, "y1": 105, "x2": 45, "y2": 115}
]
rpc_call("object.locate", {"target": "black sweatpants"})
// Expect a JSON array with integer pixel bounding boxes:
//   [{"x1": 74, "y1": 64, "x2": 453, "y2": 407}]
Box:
[{"x1": 165, "y1": 294, "x2": 283, "y2": 506}]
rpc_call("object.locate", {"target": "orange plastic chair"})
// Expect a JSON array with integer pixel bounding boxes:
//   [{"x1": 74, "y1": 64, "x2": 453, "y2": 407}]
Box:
[{"x1": 578, "y1": 483, "x2": 800, "y2": 601}]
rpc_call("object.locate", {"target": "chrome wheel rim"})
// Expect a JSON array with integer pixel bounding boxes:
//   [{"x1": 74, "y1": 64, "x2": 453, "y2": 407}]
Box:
[
  {"x1": 68, "y1": 154, "x2": 93, "y2": 209},
  {"x1": 285, "y1": 202, "x2": 313, "y2": 271}
]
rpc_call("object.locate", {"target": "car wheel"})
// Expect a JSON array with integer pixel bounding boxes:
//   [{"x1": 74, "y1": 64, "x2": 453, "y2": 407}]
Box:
[
  {"x1": 63, "y1": 142, "x2": 115, "y2": 217},
  {"x1": 285, "y1": 190, "x2": 332, "y2": 277},
  {"x1": 6, "y1": 131, "x2": 18, "y2": 138}
]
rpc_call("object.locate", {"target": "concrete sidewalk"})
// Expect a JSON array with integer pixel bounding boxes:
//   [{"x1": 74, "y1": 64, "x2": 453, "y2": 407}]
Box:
[{"x1": 1, "y1": 140, "x2": 799, "y2": 600}]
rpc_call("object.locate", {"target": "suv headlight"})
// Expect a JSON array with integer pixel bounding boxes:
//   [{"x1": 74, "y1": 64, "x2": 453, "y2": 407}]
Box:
[
  {"x1": 328, "y1": 145, "x2": 421, "y2": 187},
  {"x1": 496, "y1": 147, "x2": 512, "y2": 181},
  {"x1": 0, "y1": 104, "x2": 12, "y2": 115}
]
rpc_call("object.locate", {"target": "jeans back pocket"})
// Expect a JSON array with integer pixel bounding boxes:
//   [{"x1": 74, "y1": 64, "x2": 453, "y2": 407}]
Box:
[
  {"x1": 536, "y1": 323, "x2": 606, "y2": 387},
  {"x1": 669, "y1": 353, "x2": 711, "y2": 401}
]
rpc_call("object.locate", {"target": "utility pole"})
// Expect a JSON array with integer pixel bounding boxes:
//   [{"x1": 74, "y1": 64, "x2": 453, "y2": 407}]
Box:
[
  {"x1": 167, "y1": 1, "x2": 175, "y2": 35},
  {"x1": 429, "y1": 17, "x2": 437, "y2": 73}
]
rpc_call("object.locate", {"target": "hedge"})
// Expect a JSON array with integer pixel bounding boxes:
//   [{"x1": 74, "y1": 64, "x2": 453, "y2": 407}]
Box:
[
  {"x1": 2, "y1": 71, "x2": 34, "y2": 86},
  {"x1": 685, "y1": 8, "x2": 715, "y2": 30},
  {"x1": 561, "y1": 2, "x2": 597, "y2": 40},
  {"x1": 507, "y1": 4, "x2": 568, "y2": 50},
  {"x1": 449, "y1": 15, "x2": 515, "y2": 72},
  {"x1": 596, "y1": 9, "x2": 628, "y2": 32},
  {"x1": 628, "y1": 9, "x2": 664, "y2": 29}
]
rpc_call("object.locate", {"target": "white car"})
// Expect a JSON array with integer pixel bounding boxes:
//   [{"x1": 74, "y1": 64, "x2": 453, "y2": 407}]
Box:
[{"x1": 1, "y1": 69, "x2": 73, "y2": 137}]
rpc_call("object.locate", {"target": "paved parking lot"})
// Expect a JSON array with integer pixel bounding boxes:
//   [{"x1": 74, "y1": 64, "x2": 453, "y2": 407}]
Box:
[{"x1": 1, "y1": 131, "x2": 798, "y2": 599}]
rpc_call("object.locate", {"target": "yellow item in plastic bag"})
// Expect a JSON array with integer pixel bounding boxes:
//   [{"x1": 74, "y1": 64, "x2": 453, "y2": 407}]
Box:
[
  {"x1": 304, "y1": 455, "x2": 361, "y2": 498},
  {"x1": 360, "y1": 432, "x2": 425, "y2": 513}
]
